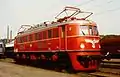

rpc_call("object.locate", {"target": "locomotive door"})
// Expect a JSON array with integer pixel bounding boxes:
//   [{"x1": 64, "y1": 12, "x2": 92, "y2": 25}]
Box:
[{"x1": 60, "y1": 25, "x2": 67, "y2": 50}]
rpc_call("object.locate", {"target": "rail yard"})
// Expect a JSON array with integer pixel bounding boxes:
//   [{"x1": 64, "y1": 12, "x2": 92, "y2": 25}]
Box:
[
  {"x1": 0, "y1": 1, "x2": 120, "y2": 76},
  {"x1": 1, "y1": 35, "x2": 120, "y2": 77}
]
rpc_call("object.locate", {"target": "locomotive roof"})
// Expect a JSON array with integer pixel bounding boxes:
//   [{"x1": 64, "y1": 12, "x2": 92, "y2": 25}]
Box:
[{"x1": 16, "y1": 19, "x2": 96, "y2": 37}]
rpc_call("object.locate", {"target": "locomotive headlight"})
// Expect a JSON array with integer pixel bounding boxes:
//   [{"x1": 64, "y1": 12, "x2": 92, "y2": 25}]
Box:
[
  {"x1": 80, "y1": 43, "x2": 85, "y2": 49},
  {"x1": 99, "y1": 45, "x2": 101, "y2": 48},
  {"x1": 14, "y1": 48, "x2": 18, "y2": 52}
]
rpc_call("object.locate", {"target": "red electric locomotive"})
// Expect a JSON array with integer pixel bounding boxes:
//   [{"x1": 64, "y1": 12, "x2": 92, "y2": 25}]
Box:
[{"x1": 14, "y1": 7, "x2": 101, "y2": 71}]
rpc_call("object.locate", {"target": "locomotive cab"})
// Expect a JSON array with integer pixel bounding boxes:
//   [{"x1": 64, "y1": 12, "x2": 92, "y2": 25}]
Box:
[{"x1": 65, "y1": 19, "x2": 101, "y2": 71}]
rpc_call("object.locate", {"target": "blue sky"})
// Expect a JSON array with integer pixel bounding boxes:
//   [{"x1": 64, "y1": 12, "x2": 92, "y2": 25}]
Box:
[{"x1": 0, "y1": 0, "x2": 120, "y2": 39}]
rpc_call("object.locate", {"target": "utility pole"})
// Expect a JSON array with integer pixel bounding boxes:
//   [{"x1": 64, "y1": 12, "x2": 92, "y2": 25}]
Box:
[
  {"x1": 7, "y1": 25, "x2": 9, "y2": 43},
  {"x1": 10, "y1": 30, "x2": 12, "y2": 42}
]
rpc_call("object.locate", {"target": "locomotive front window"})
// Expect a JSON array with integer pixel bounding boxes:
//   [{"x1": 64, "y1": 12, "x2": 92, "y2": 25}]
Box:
[
  {"x1": 89, "y1": 26, "x2": 99, "y2": 36},
  {"x1": 93, "y1": 26, "x2": 99, "y2": 36},
  {"x1": 80, "y1": 25, "x2": 89, "y2": 35},
  {"x1": 80, "y1": 25, "x2": 99, "y2": 36},
  {"x1": 89, "y1": 26, "x2": 93, "y2": 35}
]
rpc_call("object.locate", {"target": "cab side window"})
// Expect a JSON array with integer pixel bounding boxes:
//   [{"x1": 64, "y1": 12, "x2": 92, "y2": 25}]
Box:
[
  {"x1": 53, "y1": 28, "x2": 59, "y2": 38},
  {"x1": 48, "y1": 30, "x2": 52, "y2": 38},
  {"x1": 61, "y1": 25, "x2": 65, "y2": 38}
]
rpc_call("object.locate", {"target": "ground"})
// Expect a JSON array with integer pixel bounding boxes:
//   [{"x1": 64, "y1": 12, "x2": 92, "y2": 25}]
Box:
[
  {"x1": 0, "y1": 61, "x2": 78, "y2": 77},
  {"x1": 1, "y1": 59, "x2": 119, "y2": 77}
]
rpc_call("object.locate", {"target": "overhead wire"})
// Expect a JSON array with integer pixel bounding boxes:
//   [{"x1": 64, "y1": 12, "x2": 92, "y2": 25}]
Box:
[
  {"x1": 107, "y1": 0, "x2": 113, "y2": 3},
  {"x1": 94, "y1": 0, "x2": 120, "y2": 16},
  {"x1": 95, "y1": 7, "x2": 120, "y2": 16},
  {"x1": 74, "y1": 0, "x2": 120, "y2": 16},
  {"x1": 74, "y1": 0, "x2": 95, "y2": 7}
]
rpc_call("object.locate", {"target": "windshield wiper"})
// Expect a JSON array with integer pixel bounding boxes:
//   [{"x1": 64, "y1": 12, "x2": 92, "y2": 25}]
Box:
[{"x1": 81, "y1": 31, "x2": 85, "y2": 35}]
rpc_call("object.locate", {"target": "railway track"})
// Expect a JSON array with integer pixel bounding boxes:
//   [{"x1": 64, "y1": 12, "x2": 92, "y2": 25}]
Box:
[
  {"x1": 100, "y1": 63, "x2": 120, "y2": 69},
  {"x1": 89, "y1": 71, "x2": 119, "y2": 77},
  {"x1": 77, "y1": 68, "x2": 120, "y2": 77},
  {"x1": 87, "y1": 59, "x2": 120, "y2": 77},
  {"x1": 101, "y1": 59, "x2": 120, "y2": 69},
  {"x1": 76, "y1": 59, "x2": 120, "y2": 77}
]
